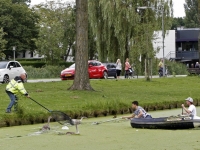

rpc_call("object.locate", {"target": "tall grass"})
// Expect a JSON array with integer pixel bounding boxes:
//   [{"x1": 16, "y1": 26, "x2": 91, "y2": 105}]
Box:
[{"x1": 24, "y1": 65, "x2": 65, "y2": 79}]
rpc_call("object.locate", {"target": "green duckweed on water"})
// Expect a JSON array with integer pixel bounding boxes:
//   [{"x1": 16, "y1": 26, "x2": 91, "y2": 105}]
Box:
[{"x1": 0, "y1": 108, "x2": 200, "y2": 150}]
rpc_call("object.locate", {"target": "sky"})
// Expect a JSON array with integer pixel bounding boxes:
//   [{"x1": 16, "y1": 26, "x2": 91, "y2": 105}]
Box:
[{"x1": 30, "y1": 0, "x2": 186, "y2": 18}]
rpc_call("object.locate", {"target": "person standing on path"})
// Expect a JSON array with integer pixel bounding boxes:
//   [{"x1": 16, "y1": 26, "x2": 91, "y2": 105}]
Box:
[
  {"x1": 116, "y1": 59, "x2": 122, "y2": 79},
  {"x1": 125, "y1": 58, "x2": 131, "y2": 79}
]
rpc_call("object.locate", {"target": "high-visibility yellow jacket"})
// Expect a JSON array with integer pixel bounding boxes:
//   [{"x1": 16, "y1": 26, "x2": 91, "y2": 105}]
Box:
[{"x1": 6, "y1": 76, "x2": 28, "y2": 96}]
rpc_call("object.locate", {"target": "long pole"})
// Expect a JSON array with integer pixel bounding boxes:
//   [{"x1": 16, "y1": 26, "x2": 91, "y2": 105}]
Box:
[
  {"x1": 14, "y1": 50, "x2": 15, "y2": 61},
  {"x1": 162, "y1": 7, "x2": 165, "y2": 76}
]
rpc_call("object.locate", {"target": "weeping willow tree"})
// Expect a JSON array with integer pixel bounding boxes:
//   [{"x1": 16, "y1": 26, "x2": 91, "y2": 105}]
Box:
[{"x1": 88, "y1": 0, "x2": 173, "y2": 75}]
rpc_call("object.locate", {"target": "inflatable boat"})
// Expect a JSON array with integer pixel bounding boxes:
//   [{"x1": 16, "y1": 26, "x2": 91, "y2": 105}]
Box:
[{"x1": 131, "y1": 116, "x2": 200, "y2": 129}]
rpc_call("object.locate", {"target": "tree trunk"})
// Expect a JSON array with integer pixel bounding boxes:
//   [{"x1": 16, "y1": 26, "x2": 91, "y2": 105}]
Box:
[
  {"x1": 198, "y1": 1, "x2": 200, "y2": 63},
  {"x1": 199, "y1": 34, "x2": 200, "y2": 63},
  {"x1": 69, "y1": 0, "x2": 93, "y2": 91}
]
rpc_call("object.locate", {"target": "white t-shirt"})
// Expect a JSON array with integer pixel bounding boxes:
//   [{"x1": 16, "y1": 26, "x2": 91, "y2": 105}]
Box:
[
  {"x1": 116, "y1": 63, "x2": 122, "y2": 70},
  {"x1": 188, "y1": 104, "x2": 197, "y2": 116}
]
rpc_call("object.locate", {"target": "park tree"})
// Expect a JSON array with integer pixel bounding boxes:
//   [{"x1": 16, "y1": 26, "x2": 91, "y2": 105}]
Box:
[
  {"x1": 88, "y1": 0, "x2": 173, "y2": 76},
  {"x1": 184, "y1": 0, "x2": 198, "y2": 28},
  {"x1": 35, "y1": 1, "x2": 76, "y2": 64},
  {"x1": 171, "y1": 17, "x2": 185, "y2": 29},
  {"x1": 12, "y1": 0, "x2": 31, "y2": 4},
  {"x1": 0, "y1": 0, "x2": 39, "y2": 59},
  {"x1": 0, "y1": 28, "x2": 7, "y2": 60},
  {"x1": 69, "y1": 0, "x2": 93, "y2": 90}
]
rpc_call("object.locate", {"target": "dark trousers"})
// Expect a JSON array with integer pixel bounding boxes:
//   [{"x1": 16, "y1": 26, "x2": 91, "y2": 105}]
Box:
[
  {"x1": 125, "y1": 70, "x2": 129, "y2": 78},
  {"x1": 6, "y1": 91, "x2": 18, "y2": 112}
]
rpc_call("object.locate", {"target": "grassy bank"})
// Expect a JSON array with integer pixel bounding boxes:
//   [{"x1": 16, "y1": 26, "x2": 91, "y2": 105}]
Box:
[{"x1": 0, "y1": 76, "x2": 199, "y2": 127}]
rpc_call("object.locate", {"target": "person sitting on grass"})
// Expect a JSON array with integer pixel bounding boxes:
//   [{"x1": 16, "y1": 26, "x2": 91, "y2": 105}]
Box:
[
  {"x1": 122, "y1": 101, "x2": 152, "y2": 119},
  {"x1": 181, "y1": 97, "x2": 197, "y2": 118},
  {"x1": 5, "y1": 73, "x2": 30, "y2": 113}
]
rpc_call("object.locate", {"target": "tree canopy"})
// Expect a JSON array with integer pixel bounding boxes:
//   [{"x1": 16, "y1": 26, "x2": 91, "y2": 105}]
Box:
[
  {"x1": 0, "y1": 28, "x2": 7, "y2": 60},
  {"x1": 34, "y1": 1, "x2": 76, "y2": 64},
  {"x1": 0, "y1": 0, "x2": 39, "y2": 58},
  {"x1": 88, "y1": 0, "x2": 173, "y2": 74},
  {"x1": 171, "y1": 17, "x2": 185, "y2": 29},
  {"x1": 184, "y1": 0, "x2": 198, "y2": 28}
]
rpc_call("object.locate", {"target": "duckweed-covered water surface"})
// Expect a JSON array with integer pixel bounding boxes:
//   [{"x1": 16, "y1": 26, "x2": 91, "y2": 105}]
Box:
[{"x1": 0, "y1": 108, "x2": 200, "y2": 150}]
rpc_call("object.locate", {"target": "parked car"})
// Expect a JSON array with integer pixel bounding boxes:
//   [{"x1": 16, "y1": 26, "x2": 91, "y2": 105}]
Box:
[
  {"x1": 0, "y1": 61, "x2": 27, "y2": 83},
  {"x1": 60, "y1": 60, "x2": 108, "y2": 80},
  {"x1": 102, "y1": 63, "x2": 117, "y2": 78}
]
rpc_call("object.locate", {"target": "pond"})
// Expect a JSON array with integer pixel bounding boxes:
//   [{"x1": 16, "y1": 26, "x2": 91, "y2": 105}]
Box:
[{"x1": 0, "y1": 108, "x2": 200, "y2": 150}]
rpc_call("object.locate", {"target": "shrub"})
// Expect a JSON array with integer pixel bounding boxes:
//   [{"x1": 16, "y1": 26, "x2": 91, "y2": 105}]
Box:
[
  {"x1": 16, "y1": 58, "x2": 44, "y2": 61},
  {"x1": 166, "y1": 60, "x2": 188, "y2": 75},
  {"x1": 24, "y1": 65, "x2": 65, "y2": 79},
  {"x1": 58, "y1": 62, "x2": 74, "y2": 68},
  {"x1": 20, "y1": 61, "x2": 46, "y2": 68}
]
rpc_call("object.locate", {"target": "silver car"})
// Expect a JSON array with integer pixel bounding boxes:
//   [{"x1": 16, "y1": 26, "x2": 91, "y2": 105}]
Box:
[{"x1": 0, "y1": 61, "x2": 27, "y2": 83}]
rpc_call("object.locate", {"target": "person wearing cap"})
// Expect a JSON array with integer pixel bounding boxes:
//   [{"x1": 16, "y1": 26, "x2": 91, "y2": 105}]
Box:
[
  {"x1": 122, "y1": 101, "x2": 152, "y2": 119},
  {"x1": 5, "y1": 73, "x2": 30, "y2": 113},
  {"x1": 181, "y1": 97, "x2": 197, "y2": 118}
]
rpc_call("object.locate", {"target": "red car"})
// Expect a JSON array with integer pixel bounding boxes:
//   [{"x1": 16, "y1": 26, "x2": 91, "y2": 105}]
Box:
[{"x1": 60, "y1": 60, "x2": 108, "y2": 80}]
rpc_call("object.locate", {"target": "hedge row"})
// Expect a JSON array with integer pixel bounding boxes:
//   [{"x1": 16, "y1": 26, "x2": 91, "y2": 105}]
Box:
[
  {"x1": 19, "y1": 61, "x2": 74, "y2": 68},
  {"x1": 16, "y1": 58, "x2": 44, "y2": 61}
]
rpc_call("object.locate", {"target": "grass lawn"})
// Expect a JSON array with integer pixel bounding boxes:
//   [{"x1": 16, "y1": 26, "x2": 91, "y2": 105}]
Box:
[{"x1": 0, "y1": 76, "x2": 200, "y2": 127}]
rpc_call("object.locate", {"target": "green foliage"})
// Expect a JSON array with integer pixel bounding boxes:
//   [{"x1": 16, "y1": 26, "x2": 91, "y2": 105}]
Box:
[
  {"x1": 135, "y1": 58, "x2": 188, "y2": 76},
  {"x1": 19, "y1": 60, "x2": 73, "y2": 68},
  {"x1": 0, "y1": 28, "x2": 7, "y2": 60},
  {"x1": 16, "y1": 58, "x2": 44, "y2": 61},
  {"x1": 58, "y1": 62, "x2": 74, "y2": 67},
  {"x1": 165, "y1": 60, "x2": 188, "y2": 75},
  {"x1": 171, "y1": 17, "x2": 185, "y2": 29},
  {"x1": 0, "y1": 0, "x2": 39, "y2": 58},
  {"x1": 20, "y1": 61, "x2": 46, "y2": 68},
  {"x1": 184, "y1": 0, "x2": 198, "y2": 28},
  {"x1": 23, "y1": 65, "x2": 65, "y2": 78},
  {"x1": 34, "y1": 1, "x2": 76, "y2": 65},
  {"x1": 88, "y1": 0, "x2": 173, "y2": 75},
  {"x1": 12, "y1": 0, "x2": 31, "y2": 4}
]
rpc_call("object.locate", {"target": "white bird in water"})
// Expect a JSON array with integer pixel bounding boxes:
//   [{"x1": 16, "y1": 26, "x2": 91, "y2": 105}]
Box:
[{"x1": 66, "y1": 117, "x2": 87, "y2": 135}]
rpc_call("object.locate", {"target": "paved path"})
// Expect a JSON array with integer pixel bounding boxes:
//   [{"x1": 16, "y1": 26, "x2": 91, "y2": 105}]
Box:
[{"x1": 27, "y1": 75, "x2": 187, "y2": 83}]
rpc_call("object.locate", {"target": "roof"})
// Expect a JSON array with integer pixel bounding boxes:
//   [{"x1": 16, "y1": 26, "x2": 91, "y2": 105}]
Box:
[{"x1": 176, "y1": 30, "x2": 199, "y2": 42}]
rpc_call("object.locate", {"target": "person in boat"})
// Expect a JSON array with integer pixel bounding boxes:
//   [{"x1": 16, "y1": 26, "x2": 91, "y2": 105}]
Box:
[
  {"x1": 181, "y1": 97, "x2": 197, "y2": 118},
  {"x1": 122, "y1": 101, "x2": 152, "y2": 119}
]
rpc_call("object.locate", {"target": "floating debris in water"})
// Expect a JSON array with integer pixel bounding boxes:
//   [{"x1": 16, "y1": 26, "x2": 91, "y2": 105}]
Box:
[
  {"x1": 28, "y1": 131, "x2": 43, "y2": 136},
  {"x1": 62, "y1": 126, "x2": 69, "y2": 130}
]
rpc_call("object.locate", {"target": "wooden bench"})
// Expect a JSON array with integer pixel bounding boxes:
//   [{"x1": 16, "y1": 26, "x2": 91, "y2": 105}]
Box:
[{"x1": 187, "y1": 68, "x2": 200, "y2": 75}]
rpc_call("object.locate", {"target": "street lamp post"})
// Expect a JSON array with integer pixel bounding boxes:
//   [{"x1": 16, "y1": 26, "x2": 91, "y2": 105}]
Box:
[
  {"x1": 161, "y1": 7, "x2": 165, "y2": 77},
  {"x1": 138, "y1": 6, "x2": 165, "y2": 76},
  {"x1": 13, "y1": 46, "x2": 16, "y2": 61}
]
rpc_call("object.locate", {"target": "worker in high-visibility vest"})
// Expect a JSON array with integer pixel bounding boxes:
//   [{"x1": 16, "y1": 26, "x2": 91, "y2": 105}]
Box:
[{"x1": 5, "y1": 73, "x2": 30, "y2": 113}]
